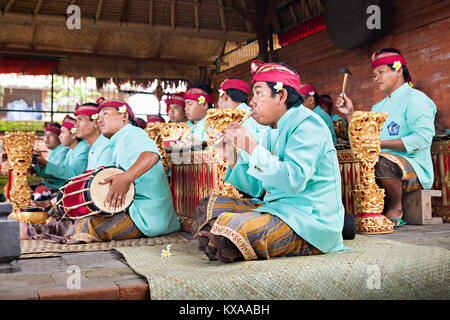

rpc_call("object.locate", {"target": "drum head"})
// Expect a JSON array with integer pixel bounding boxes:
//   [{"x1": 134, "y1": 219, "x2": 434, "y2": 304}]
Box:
[{"x1": 89, "y1": 167, "x2": 135, "y2": 214}]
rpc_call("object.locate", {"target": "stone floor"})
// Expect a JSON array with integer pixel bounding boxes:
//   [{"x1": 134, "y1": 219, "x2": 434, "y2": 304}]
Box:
[{"x1": 0, "y1": 224, "x2": 449, "y2": 300}]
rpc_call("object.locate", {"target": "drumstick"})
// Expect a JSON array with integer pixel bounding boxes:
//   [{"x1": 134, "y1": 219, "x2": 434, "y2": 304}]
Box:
[{"x1": 207, "y1": 111, "x2": 254, "y2": 149}]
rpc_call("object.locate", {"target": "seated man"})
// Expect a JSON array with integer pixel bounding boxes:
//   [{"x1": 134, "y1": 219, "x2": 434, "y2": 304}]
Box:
[
  {"x1": 73, "y1": 101, "x2": 113, "y2": 170},
  {"x1": 34, "y1": 115, "x2": 90, "y2": 182},
  {"x1": 336, "y1": 48, "x2": 437, "y2": 226},
  {"x1": 299, "y1": 84, "x2": 337, "y2": 144},
  {"x1": 33, "y1": 122, "x2": 70, "y2": 190},
  {"x1": 184, "y1": 83, "x2": 214, "y2": 141},
  {"x1": 192, "y1": 61, "x2": 347, "y2": 263},
  {"x1": 166, "y1": 92, "x2": 187, "y2": 123},
  {"x1": 23, "y1": 99, "x2": 180, "y2": 243}
]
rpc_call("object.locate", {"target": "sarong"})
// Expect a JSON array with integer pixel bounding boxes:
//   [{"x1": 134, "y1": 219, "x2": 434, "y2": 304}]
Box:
[
  {"x1": 376, "y1": 152, "x2": 422, "y2": 193},
  {"x1": 192, "y1": 195, "x2": 322, "y2": 263},
  {"x1": 27, "y1": 212, "x2": 143, "y2": 244}
]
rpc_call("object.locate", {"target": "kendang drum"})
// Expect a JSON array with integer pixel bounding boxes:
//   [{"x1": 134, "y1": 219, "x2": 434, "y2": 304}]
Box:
[{"x1": 55, "y1": 166, "x2": 135, "y2": 220}]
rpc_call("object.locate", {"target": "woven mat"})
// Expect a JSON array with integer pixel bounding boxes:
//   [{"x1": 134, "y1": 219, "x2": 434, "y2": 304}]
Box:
[
  {"x1": 20, "y1": 232, "x2": 189, "y2": 258},
  {"x1": 116, "y1": 235, "x2": 449, "y2": 300}
]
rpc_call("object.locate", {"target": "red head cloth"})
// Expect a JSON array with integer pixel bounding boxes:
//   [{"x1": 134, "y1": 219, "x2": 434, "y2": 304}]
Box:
[
  {"x1": 319, "y1": 95, "x2": 333, "y2": 108},
  {"x1": 97, "y1": 98, "x2": 135, "y2": 119},
  {"x1": 44, "y1": 122, "x2": 61, "y2": 136},
  {"x1": 220, "y1": 79, "x2": 250, "y2": 95},
  {"x1": 134, "y1": 117, "x2": 147, "y2": 129},
  {"x1": 74, "y1": 103, "x2": 99, "y2": 117},
  {"x1": 164, "y1": 92, "x2": 185, "y2": 113},
  {"x1": 250, "y1": 60, "x2": 301, "y2": 94},
  {"x1": 61, "y1": 115, "x2": 76, "y2": 132},
  {"x1": 371, "y1": 51, "x2": 412, "y2": 83},
  {"x1": 146, "y1": 115, "x2": 166, "y2": 124},
  {"x1": 298, "y1": 84, "x2": 317, "y2": 96},
  {"x1": 184, "y1": 87, "x2": 214, "y2": 105}
]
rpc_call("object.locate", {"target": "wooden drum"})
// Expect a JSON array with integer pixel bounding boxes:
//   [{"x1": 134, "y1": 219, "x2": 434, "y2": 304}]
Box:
[{"x1": 431, "y1": 138, "x2": 450, "y2": 222}]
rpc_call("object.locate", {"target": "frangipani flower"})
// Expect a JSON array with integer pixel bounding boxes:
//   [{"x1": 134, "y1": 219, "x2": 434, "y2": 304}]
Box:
[
  {"x1": 309, "y1": 91, "x2": 315, "y2": 96},
  {"x1": 118, "y1": 105, "x2": 127, "y2": 113},
  {"x1": 161, "y1": 244, "x2": 172, "y2": 258},
  {"x1": 91, "y1": 113, "x2": 99, "y2": 120},
  {"x1": 218, "y1": 89, "x2": 225, "y2": 97},
  {"x1": 274, "y1": 81, "x2": 283, "y2": 92},
  {"x1": 70, "y1": 127, "x2": 77, "y2": 134},
  {"x1": 198, "y1": 96, "x2": 206, "y2": 104},
  {"x1": 393, "y1": 60, "x2": 402, "y2": 71}
]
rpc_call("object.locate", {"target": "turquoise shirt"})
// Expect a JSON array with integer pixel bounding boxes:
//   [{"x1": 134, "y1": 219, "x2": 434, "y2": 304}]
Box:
[
  {"x1": 34, "y1": 144, "x2": 70, "y2": 189},
  {"x1": 188, "y1": 116, "x2": 208, "y2": 141},
  {"x1": 331, "y1": 113, "x2": 347, "y2": 125},
  {"x1": 86, "y1": 134, "x2": 113, "y2": 171},
  {"x1": 44, "y1": 140, "x2": 90, "y2": 182},
  {"x1": 372, "y1": 83, "x2": 436, "y2": 189},
  {"x1": 108, "y1": 124, "x2": 180, "y2": 237},
  {"x1": 313, "y1": 106, "x2": 337, "y2": 144},
  {"x1": 225, "y1": 104, "x2": 347, "y2": 254}
]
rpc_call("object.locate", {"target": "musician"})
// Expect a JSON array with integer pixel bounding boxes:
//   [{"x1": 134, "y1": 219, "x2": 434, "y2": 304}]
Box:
[
  {"x1": 35, "y1": 115, "x2": 90, "y2": 183},
  {"x1": 184, "y1": 84, "x2": 214, "y2": 141},
  {"x1": 192, "y1": 61, "x2": 347, "y2": 263},
  {"x1": 33, "y1": 122, "x2": 70, "y2": 190},
  {"x1": 166, "y1": 92, "x2": 187, "y2": 123},
  {"x1": 73, "y1": 98, "x2": 179, "y2": 241},
  {"x1": 299, "y1": 84, "x2": 337, "y2": 144},
  {"x1": 73, "y1": 101, "x2": 113, "y2": 170},
  {"x1": 336, "y1": 48, "x2": 437, "y2": 226}
]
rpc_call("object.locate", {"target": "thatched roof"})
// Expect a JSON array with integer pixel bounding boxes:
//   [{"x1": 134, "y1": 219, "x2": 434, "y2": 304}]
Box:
[{"x1": 0, "y1": 0, "x2": 324, "y2": 85}]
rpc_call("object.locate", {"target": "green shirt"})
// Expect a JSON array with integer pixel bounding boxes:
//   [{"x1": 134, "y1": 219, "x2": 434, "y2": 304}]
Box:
[
  {"x1": 109, "y1": 124, "x2": 180, "y2": 237},
  {"x1": 372, "y1": 83, "x2": 436, "y2": 189},
  {"x1": 313, "y1": 105, "x2": 337, "y2": 144},
  {"x1": 225, "y1": 105, "x2": 347, "y2": 254},
  {"x1": 87, "y1": 134, "x2": 113, "y2": 171},
  {"x1": 34, "y1": 144, "x2": 70, "y2": 189}
]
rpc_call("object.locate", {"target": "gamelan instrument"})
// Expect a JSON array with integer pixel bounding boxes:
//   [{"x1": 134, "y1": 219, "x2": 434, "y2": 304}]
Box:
[{"x1": 55, "y1": 166, "x2": 135, "y2": 220}]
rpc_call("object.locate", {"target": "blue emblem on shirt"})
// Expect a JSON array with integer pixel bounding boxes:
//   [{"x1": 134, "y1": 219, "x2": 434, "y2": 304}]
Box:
[{"x1": 387, "y1": 121, "x2": 400, "y2": 136}]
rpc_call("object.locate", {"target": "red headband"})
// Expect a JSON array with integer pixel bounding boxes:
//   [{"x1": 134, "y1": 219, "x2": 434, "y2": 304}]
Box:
[
  {"x1": 97, "y1": 98, "x2": 135, "y2": 119},
  {"x1": 61, "y1": 115, "x2": 76, "y2": 131},
  {"x1": 44, "y1": 122, "x2": 61, "y2": 135},
  {"x1": 74, "y1": 103, "x2": 99, "y2": 117},
  {"x1": 165, "y1": 92, "x2": 185, "y2": 113},
  {"x1": 184, "y1": 88, "x2": 214, "y2": 105},
  {"x1": 298, "y1": 84, "x2": 317, "y2": 96},
  {"x1": 371, "y1": 51, "x2": 412, "y2": 83},
  {"x1": 146, "y1": 115, "x2": 166, "y2": 124},
  {"x1": 220, "y1": 79, "x2": 250, "y2": 95},
  {"x1": 250, "y1": 60, "x2": 301, "y2": 94}
]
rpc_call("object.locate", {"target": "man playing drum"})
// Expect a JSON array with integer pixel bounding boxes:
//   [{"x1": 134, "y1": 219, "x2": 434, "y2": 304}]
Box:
[
  {"x1": 336, "y1": 48, "x2": 437, "y2": 227},
  {"x1": 192, "y1": 61, "x2": 347, "y2": 263}
]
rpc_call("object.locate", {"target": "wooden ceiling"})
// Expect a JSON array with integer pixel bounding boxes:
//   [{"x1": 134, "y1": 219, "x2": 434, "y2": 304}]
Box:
[{"x1": 0, "y1": 0, "x2": 324, "y2": 85}]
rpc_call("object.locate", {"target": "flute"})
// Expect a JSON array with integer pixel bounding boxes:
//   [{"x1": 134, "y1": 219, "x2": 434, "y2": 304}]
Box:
[{"x1": 207, "y1": 111, "x2": 254, "y2": 149}]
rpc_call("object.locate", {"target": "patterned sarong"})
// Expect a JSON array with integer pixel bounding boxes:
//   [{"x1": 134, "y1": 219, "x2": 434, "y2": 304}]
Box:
[
  {"x1": 376, "y1": 152, "x2": 422, "y2": 193},
  {"x1": 192, "y1": 195, "x2": 322, "y2": 263},
  {"x1": 27, "y1": 212, "x2": 143, "y2": 244}
]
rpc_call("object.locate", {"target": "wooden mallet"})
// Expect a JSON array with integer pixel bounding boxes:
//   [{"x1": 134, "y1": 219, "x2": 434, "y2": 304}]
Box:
[{"x1": 339, "y1": 67, "x2": 352, "y2": 95}]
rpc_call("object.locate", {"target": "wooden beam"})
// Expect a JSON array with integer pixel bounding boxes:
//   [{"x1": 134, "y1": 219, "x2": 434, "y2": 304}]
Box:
[
  {"x1": 289, "y1": 5, "x2": 298, "y2": 26},
  {"x1": 194, "y1": 0, "x2": 199, "y2": 30},
  {"x1": 1, "y1": 12, "x2": 255, "y2": 41},
  {"x1": 120, "y1": 0, "x2": 130, "y2": 23},
  {"x1": 156, "y1": 34, "x2": 168, "y2": 58},
  {"x1": 218, "y1": 0, "x2": 226, "y2": 32},
  {"x1": 238, "y1": 0, "x2": 253, "y2": 32},
  {"x1": 301, "y1": 0, "x2": 311, "y2": 19},
  {"x1": 149, "y1": 0, "x2": 153, "y2": 25},
  {"x1": 170, "y1": 0, "x2": 175, "y2": 29},
  {"x1": 170, "y1": 62, "x2": 195, "y2": 83},
  {"x1": 33, "y1": 0, "x2": 43, "y2": 16},
  {"x1": 93, "y1": 29, "x2": 105, "y2": 54},
  {"x1": 31, "y1": 25, "x2": 39, "y2": 49},
  {"x1": 95, "y1": 0, "x2": 103, "y2": 21},
  {"x1": 1, "y1": 44, "x2": 216, "y2": 66},
  {"x1": 4, "y1": 0, "x2": 15, "y2": 12}
]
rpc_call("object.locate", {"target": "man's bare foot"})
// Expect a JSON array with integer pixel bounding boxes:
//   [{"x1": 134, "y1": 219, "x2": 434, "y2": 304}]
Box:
[{"x1": 384, "y1": 207, "x2": 403, "y2": 226}]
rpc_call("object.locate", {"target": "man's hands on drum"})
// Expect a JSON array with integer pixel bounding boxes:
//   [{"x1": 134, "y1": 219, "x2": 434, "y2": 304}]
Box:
[{"x1": 101, "y1": 172, "x2": 133, "y2": 211}]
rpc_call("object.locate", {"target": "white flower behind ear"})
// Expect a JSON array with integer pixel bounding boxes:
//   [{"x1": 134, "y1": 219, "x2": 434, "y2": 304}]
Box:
[
  {"x1": 118, "y1": 105, "x2": 127, "y2": 113},
  {"x1": 91, "y1": 113, "x2": 99, "y2": 120},
  {"x1": 218, "y1": 89, "x2": 225, "y2": 97},
  {"x1": 198, "y1": 96, "x2": 206, "y2": 104},
  {"x1": 274, "y1": 81, "x2": 283, "y2": 92},
  {"x1": 393, "y1": 61, "x2": 402, "y2": 71},
  {"x1": 70, "y1": 127, "x2": 77, "y2": 134}
]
